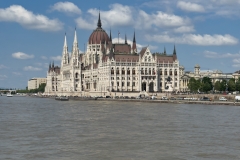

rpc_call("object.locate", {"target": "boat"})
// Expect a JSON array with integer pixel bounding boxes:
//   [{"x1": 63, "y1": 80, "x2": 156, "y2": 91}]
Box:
[
  {"x1": 6, "y1": 93, "x2": 13, "y2": 97},
  {"x1": 55, "y1": 96, "x2": 69, "y2": 101}
]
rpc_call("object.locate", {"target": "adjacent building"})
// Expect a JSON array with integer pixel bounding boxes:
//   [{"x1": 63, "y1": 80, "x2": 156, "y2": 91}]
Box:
[{"x1": 28, "y1": 78, "x2": 47, "y2": 90}]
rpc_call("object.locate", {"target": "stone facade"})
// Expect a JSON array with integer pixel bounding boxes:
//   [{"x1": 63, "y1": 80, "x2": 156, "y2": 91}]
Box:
[{"x1": 44, "y1": 14, "x2": 180, "y2": 96}]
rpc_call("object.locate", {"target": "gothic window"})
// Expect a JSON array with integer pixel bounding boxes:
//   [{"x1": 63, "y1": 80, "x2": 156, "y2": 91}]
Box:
[
  {"x1": 132, "y1": 68, "x2": 135, "y2": 75},
  {"x1": 127, "y1": 68, "x2": 130, "y2": 75},
  {"x1": 116, "y1": 67, "x2": 119, "y2": 74},
  {"x1": 145, "y1": 68, "x2": 147, "y2": 75},
  {"x1": 133, "y1": 82, "x2": 135, "y2": 86},
  {"x1": 75, "y1": 73, "x2": 78, "y2": 78},
  {"x1": 165, "y1": 69, "x2": 167, "y2": 75},
  {"x1": 145, "y1": 57, "x2": 147, "y2": 62},
  {"x1": 148, "y1": 57, "x2": 151, "y2": 62},
  {"x1": 122, "y1": 68, "x2": 125, "y2": 74},
  {"x1": 170, "y1": 69, "x2": 172, "y2": 76},
  {"x1": 111, "y1": 67, "x2": 114, "y2": 75},
  {"x1": 174, "y1": 69, "x2": 177, "y2": 75},
  {"x1": 149, "y1": 68, "x2": 151, "y2": 75},
  {"x1": 122, "y1": 82, "x2": 124, "y2": 87}
]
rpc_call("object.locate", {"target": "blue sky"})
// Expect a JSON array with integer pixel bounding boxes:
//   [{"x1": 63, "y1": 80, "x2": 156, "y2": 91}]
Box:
[{"x1": 0, "y1": 0, "x2": 240, "y2": 89}]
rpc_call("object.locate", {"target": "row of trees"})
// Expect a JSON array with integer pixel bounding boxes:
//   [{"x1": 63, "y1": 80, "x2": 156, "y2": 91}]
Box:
[
  {"x1": 188, "y1": 77, "x2": 240, "y2": 93},
  {"x1": 17, "y1": 83, "x2": 46, "y2": 93}
]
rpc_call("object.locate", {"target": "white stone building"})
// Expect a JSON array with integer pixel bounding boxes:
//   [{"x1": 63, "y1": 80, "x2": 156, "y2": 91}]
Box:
[{"x1": 44, "y1": 14, "x2": 180, "y2": 96}]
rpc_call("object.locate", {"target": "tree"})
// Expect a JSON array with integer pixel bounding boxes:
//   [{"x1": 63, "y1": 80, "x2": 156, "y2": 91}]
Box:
[
  {"x1": 220, "y1": 80, "x2": 227, "y2": 91},
  {"x1": 188, "y1": 77, "x2": 201, "y2": 92},
  {"x1": 227, "y1": 78, "x2": 236, "y2": 92},
  {"x1": 214, "y1": 81, "x2": 221, "y2": 91},
  {"x1": 236, "y1": 78, "x2": 240, "y2": 91},
  {"x1": 201, "y1": 77, "x2": 213, "y2": 92}
]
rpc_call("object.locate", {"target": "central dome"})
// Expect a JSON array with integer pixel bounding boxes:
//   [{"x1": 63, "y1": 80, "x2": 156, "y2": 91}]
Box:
[{"x1": 88, "y1": 13, "x2": 110, "y2": 44}]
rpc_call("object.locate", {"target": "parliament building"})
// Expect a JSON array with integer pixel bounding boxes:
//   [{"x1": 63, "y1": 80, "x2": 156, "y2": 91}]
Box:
[{"x1": 44, "y1": 13, "x2": 180, "y2": 96}]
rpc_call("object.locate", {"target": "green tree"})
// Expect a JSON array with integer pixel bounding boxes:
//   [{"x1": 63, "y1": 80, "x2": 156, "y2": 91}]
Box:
[
  {"x1": 38, "y1": 83, "x2": 46, "y2": 93},
  {"x1": 227, "y1": 78, "x2": 236, "y2": 92},
  {"x1": 214, "y1": 81, "x2": 221, "y2": 91},
  {"x1": 236, "y1": 78, "x2": 240, "y2": 91},
  {"x1": 201, "y1": 77, "x2": 213, "y2": 92},
  {"x1": 220, "y1": 80, "x2": 227, "y2": 91}
]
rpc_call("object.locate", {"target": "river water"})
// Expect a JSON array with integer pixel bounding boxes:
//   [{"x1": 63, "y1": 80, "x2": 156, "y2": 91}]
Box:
[{"x1": 1, "y1": 96, "x2": 240, "y2": 160}]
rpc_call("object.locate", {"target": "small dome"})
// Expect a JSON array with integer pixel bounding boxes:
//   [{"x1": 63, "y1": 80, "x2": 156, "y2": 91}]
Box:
[
  {"x1": 195, "y1": 64, "x2": 200, "y2": 68},
  {"x1": 88, "y1": 28, "x2": 109, "y2": 44}
]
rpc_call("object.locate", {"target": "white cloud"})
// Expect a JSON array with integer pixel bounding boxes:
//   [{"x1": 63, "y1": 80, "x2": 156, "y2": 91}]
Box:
[
  {"x1": 24, "y1": 66, "x2": 42, "y2": 71},
  {"x1": 174, "y1": 26, "x2": 195, "y2": 33},
  {"x1": 146, "y1": 34, "x2": 238, "y2": 46},
  {"x1": 51, "y1": 2, "x2": 81, "y2": 14},
  {"x1": 0, "y1": 64, "x2": 7, "y2": 69},
  {"x1": 12, "y1": 72, "x2": 22, "y2": 76},
  {"x1": 0, "y1": 5, "x2": 63, "y2": 31},
  {"x1": 41, "y1": 56, "x2": 47, "y2": 60},
  {"x1": 76, "y1": 4, "x2": 133, "y2": 30},
  {"x1": 136, "y1": 10, "x2": 191, "y2": 30},
  {"x1": 177, "y1": 1, "x2": 205, "y2": 12},
  {"x1": 75, "y1": 17, "x2": 95, "y2": 30},
  {"x1": 203, "y1": 51, "x2": 240, "y2": 58},
  {"x1": 50, "y1": 56, "x2": 62, "y2": 61},
  {"x1": 0, "y1": 75, "x2": 7, "y2": 80},
  {"x1": 12, "y1": 52, "x2": 34, "y2": 59}
]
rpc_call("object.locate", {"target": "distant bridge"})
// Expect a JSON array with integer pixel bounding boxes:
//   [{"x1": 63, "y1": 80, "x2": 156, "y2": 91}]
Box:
[{"x1": 0, "y1": 90, "x2": 16, "y2": 93}]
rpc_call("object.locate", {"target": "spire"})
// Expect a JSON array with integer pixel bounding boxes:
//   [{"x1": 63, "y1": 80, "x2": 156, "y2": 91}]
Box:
[
  {"x1": 164, "y1": 46, "x2": 166, "y2": 54},
  {"x1": 173, "y1": 44, "x2": 176, "y2": 55},
  {"x1": 52, "y1": 61, "x2": 54, "y2": 68},
  {"x1": 74, "y1": 28, "x2": 77, "y2": 44},
  {"x1": 64, "y1": 32, "x2": 67, "y2": 47},
  {"x1": 125, "y1": 34, "x2": 127, "y2": 44},
  {"x1": 133, "y1": 30, "x2": 136, "y2": 43},
  {"x1": 97, "y1": 11, "x2": 102, "y2": 28},
  {"x1": 132, "y1": 31, "x2": 137, "y2": 53},
  {"x1": 109, "y1": 29, "x2": 112, "y2": 41}
]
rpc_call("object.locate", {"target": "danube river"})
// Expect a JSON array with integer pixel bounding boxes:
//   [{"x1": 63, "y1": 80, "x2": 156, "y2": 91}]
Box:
[{"x1": 1, "y1": 96, "x2": 240, "y2": 160}]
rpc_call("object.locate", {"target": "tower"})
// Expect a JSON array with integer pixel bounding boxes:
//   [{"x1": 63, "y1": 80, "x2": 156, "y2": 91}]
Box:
[
  {"x1": 61, "y1": 33, "x2": 69, "y2": 66},
  {"x1": 132, "y1": 31, "x2": 137, "y2": 53}
]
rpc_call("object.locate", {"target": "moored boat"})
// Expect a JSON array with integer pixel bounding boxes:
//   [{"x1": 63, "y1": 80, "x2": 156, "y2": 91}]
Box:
[
  {"x1": 7, "y1": 93, "x2": 13, "y2": 97},
  {"x1": 55, "y1": 96, "x2": 69, "y2": 101}
]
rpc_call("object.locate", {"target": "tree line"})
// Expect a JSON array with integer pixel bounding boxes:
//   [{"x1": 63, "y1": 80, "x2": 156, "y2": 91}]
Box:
[
  {"x1": 188, "y1": 77, "x2": 240, "y2": 93},
  {"x1": 16, "y1": 83, "x2": 46, "y2": 94}
]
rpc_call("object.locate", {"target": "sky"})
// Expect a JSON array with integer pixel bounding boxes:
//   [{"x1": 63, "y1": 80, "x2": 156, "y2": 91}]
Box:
[{"x1": 0, "y1": 0, "x2": 240, "y2": 89}]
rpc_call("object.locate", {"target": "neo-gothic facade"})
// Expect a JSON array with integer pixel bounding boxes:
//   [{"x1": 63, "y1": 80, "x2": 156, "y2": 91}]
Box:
[{"x1": 44, "y1": 14, "x2": 180, "y2": 96}]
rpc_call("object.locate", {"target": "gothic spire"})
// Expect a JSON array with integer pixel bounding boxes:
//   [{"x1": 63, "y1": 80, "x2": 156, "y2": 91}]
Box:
[
  {"x1": 125, "y1": 34, "x2": 127, "y2": 44},
  {"x1": 164, "y1": 46, "x2": 166, "y2": 54},
  {"x1": 109, "y1": 29, "x2": 112, "y2": 41},
  {"x1": 64, "y1": 32, "x2": 67, "y2": 47},
  {"x1": 97, "y1": 11, "x2": 102, "y2": 28},
  {"x1": 173, "y1": 44, "x2": 176, "y2": 55},
  {"x1": 133, "y1": 30, "x2": 136, "y2": 43},
  {"x1": 74, "y1": 28, "x2": 77, "y2": 44}
]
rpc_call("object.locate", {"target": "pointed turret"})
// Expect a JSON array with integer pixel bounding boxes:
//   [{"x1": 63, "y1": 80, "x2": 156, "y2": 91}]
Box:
[
  {"x1": 52, "y1": 61, "x2": 54, "y2": 68},
  {"x1": 62, "y1": 33, "x2": 69, "y2": 65},
  {"x1": 74, "y1": 28, "x2": 77, "y2": 44},
  {"x1": 64, "y1": 32, "x2": 67, "y2": 47},
  {"x1": 97, "y1": 12, "x2": 102, "y2": 28},
  {"x1": 173, "y1": 44, "x2": 176, "y2": 55},
  {"x1": 125, "y1": 34, "x2": 127, "y2": 44},
  {"x1": 109, "y1": 29, "x2": 112, "y2": 42},
  {"x1": 132, "y1": 31, "x2": 137, "y2": 53}
]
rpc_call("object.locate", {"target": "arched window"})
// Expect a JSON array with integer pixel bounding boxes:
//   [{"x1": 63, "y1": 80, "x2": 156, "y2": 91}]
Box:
[
  {"x1": 149, "y1": 68, "x2": 151, "y2": 75},
  {"x1": 75, "y1": 73, "x2": 78, "y2": 78},
  {"x1": 127, "y1": 68, "x2": 130, "y2": 75},
  {"x1": 122, "y1": 68, "x2": 125, "y2": 74},
  {"x1": 116, "y1": 67, "x2": 119, "y2": 74},
  {"x1": 165, "y1": 69, "x2": 167, "y2": 75},
  {"x1": 132, "y1": 68, "x2": 136, "y2": 75},
  {"x1": 111, "y1": 67, "x2": 114, "y2": 75},
  {"x1": 169, "y1": 69, "x2": 172, "y2": 76}
]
